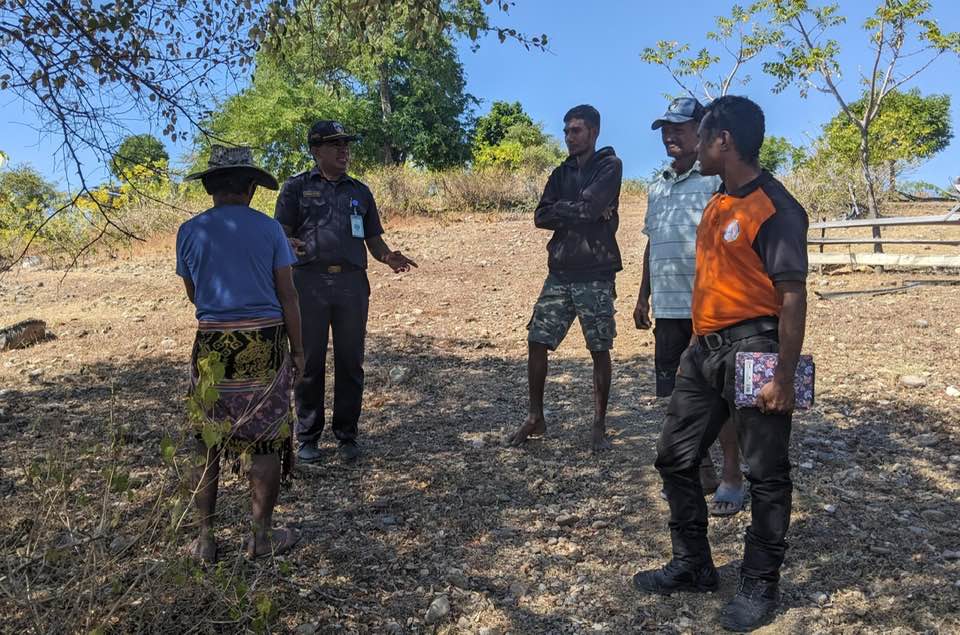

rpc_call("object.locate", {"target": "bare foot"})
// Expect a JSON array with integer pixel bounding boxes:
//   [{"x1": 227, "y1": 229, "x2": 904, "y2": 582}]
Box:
[
  {"x1": 247, "y1": 527, "x2": 301, "y2": 560},
  {"x1": 591, "y1": 426, "x2": 612, "y2": 453},
  {"x1": 190, "y1": 535, "x2": 217, "y2": 564},
  {"x1": 507, "y1": 415, "x2": 546, "y2": 446}
]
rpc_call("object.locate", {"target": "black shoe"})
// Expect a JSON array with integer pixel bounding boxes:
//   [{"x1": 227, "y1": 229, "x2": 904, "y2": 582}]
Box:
[
  {"x1": 297, "y1": 443, "x2": 324, "y2": 464},
  {"x1": 338, "y1": 440, "x2": 362, "y2": 463},
  {"x1": 632, "y1": 558, "x2": 718, "y2": 595},
  {"x1": 720, "y1": 577, "x2": 778, "y2": 632}
]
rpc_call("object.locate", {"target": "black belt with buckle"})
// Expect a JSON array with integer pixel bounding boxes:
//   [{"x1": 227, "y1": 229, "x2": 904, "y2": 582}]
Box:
[
  {"x1": 698, "y1": 317, "x2": 779, "y2": 351},
  {"x1": 321, "y1": 264, "x2": 360, "y2": 274}
]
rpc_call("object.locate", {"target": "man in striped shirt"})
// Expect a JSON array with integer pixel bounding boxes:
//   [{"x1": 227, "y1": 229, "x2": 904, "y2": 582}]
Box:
[{"x1": 634, "y1": 97, "x2": 743, "y2": 515}]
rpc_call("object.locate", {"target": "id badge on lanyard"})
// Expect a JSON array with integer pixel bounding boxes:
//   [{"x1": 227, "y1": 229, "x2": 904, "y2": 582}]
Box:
[{"x1": 349, "y1": 199, "x2": 365, "y2": 239}]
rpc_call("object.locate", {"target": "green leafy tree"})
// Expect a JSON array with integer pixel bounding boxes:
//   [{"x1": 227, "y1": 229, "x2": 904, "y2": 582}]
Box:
[
  {"x1": 759, "y1": 135, "x2": 806, "y2": 173},
  {"x1": 198, "y1": 62, "x2": 381, "y2": 180},
  {"x1": 111, "y1": 134, "x2": 169, "y2": 181},
  {"x1": 641, "y1": 2, "x2": 781, "y2": 100},
  {"x1": 1, "y1": 0, "x2": 542, "y2": 268},
  {"x1": 820, "y1": 89, "x2": 951, "y2": 193},
  {"x1": 473, "y1": 101, "x2": 537, "y2": 149},
  {"x1": 472, "y1": 105, "x2": 564, "y2": 172},
  {"x1": 0, "y1": 164, "x2": 59, "y2": 231},
  {"x1": 765, "y1": 0, "x2": 960, "y2": 251},
  {"x1": 261, "y1": 1, "x2": 496, "y2": 167}
]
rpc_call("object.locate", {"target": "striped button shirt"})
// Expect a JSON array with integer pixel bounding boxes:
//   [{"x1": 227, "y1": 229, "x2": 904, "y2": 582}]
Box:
[{"x1": 643, "y1": 163, "x2": 720, "y2": 319}]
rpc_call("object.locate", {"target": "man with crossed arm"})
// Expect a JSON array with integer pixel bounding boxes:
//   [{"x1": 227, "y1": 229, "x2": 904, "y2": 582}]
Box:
[{"x1": 507, "y1": 104, "x2": 623, "y2": 453}]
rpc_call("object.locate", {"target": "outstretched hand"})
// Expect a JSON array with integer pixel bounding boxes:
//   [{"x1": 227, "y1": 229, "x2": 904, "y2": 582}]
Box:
[{"x1": 385, "y1": 250, "x2": 418, "y2": 273}]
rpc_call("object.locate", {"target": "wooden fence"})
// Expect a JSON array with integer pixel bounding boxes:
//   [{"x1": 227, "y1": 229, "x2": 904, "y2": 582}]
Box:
[{"x1": 808, "y1": 198, "x2": 960, "y2": 268}]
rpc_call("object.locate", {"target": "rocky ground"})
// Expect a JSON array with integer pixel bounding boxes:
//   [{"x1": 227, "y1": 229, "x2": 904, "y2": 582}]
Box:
[{"x1": 1, "y1": 198, "x2": 959, "y2": 634}]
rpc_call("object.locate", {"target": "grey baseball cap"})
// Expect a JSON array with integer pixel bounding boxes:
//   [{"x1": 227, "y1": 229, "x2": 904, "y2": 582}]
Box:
[{"x1": 651, "y1": 97, "x2": 707, "y2": 130}]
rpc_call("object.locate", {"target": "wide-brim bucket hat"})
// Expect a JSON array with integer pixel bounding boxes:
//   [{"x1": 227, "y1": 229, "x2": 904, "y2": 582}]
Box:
[{"x1": 184, "y1": 145, "x2": 279, "y2": 190}]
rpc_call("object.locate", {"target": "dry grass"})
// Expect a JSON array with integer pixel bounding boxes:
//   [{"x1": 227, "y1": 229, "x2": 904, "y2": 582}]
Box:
[{"x1": 1, "y1": 199, "x2": 959, "y2": 633}]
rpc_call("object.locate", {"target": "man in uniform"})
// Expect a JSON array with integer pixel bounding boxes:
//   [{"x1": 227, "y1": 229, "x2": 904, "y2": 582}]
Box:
[
  {"x1": 635, "y1": 97, "x2": 745, "y2": 516},
  {"x1": 631, "y1": 96, "x2": 808, "y2": 632},
  {"x1": 275, "y1": 120, "x2": 417, "y2": 464},
  {"x1": 506, "y1": 104, "x2": 623, "y2": 453}
]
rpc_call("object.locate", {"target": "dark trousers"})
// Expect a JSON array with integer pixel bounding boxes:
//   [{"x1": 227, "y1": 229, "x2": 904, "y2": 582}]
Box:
[
  {"x1": 653, "y1": 318, "x2": 693, "y2": 397},
  {"x1": 293, "y1": 268, "x2": 369, "y2": 446},
  {"x1": 655, "y1": 331, "x2": 792, "y2": 582}
]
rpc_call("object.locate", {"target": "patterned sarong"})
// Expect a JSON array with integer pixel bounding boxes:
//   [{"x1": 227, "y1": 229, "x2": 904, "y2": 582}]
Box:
[{"x1": 189, "y1": 317, "x2": 294, "y2": 477}]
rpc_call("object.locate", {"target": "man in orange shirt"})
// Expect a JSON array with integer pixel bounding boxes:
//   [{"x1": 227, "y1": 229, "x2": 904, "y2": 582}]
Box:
[{"x1": 631, "y1": 96, "x2": 808, "y2": 632}]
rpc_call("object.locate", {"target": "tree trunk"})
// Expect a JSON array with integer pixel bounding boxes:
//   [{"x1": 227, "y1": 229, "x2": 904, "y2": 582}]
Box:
[
  {"x1": 887, "y1": 161, "x2": 897, "y2": 197},
  {"x1": 859, "y1": 130, "x2": 883, "y2": 254},
  {"x1": 378, "y1": 62, "x2": 396, "y2": 165}
]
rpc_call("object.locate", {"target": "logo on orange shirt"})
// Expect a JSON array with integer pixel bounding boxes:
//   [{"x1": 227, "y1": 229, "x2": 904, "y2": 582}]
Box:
[{"x1": 723, "y1": 219, "x2": 741, "y2": 242}]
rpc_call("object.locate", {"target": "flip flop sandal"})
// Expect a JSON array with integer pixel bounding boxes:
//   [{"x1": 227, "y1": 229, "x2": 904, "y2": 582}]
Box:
[
  {"x1": 709, "y1": 483, "x2": 746, "y2": 517},
  {"x1": 247, "y1": 527, "x2": 301, "y2": 560}
]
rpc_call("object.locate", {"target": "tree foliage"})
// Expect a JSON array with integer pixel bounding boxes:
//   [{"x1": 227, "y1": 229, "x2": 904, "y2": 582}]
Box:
[
  {"x1": 759, "y1": 135, "x2": 805, "y2": 174},
  {"x1": 471, "y1": 102, "x2": 564, "y2": 172},
  {"x1": 112, "y1": 135, "x2": 170, "y2": 180},
  {"x1": 0, "y1": 164, "x2": 59, "y2": 231},
  {"x1": 473, "y1": 101, "x2": 536, "y2": 149},
  {"x1": 0, "y1": 0, "x2": 543, "y2": 269},
  {"x1": 764, "y1": 0, "x2": 960, "y2": 233},
  {"x1": 640, "y1": 2, "x2": 780, "y2": 100},
  {"x1": 821, "y1": 89, "x2": 951, "y2": 175}
]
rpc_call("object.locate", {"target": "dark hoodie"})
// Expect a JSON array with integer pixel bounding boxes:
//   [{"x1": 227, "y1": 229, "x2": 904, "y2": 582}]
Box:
[{"x1": 534, "y1": 146, "x2": 623, "y2": 282}]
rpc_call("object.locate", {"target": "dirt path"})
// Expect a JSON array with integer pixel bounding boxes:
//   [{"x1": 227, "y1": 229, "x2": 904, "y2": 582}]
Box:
[{"x1": 2, "y1": 199, "x2": 959, "y2": 633}]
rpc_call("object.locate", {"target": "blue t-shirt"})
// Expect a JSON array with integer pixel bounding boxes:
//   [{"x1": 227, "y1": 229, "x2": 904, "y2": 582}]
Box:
[{"x1": 176, "y1": 205, "x2": 297, "y2": 322}]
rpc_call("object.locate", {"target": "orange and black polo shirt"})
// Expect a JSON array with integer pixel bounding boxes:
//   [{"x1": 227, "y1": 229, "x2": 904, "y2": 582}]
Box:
[{"x1": 691, "y1": 171, "x2": 808, "y2": 335}]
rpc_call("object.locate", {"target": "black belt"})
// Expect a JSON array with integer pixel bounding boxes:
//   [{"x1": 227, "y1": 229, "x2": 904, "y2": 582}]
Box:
[
  {"x1": 315, "y1": 263, "x2": 361, "y2": 273},
  {"x1": 697, "y1": 317, "x2": 779, "y2": 351}
]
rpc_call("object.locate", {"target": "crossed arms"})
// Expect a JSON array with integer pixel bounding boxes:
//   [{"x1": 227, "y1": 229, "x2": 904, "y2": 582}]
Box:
[{"x1": 534, "y1": 159, "x2": 623, "y2": 230}]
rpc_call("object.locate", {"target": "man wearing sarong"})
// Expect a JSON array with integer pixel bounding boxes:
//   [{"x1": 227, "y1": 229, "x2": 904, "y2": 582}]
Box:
[{"x1": 177, "y1": 145, "x2": 305, "y2": 563}]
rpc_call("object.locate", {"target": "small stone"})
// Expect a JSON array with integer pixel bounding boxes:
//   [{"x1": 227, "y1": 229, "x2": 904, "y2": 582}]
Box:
[
  {"x1": 942, "y1": 550, "x2": 960, "y2": 561},
  {"x1": 899, "y1": 375, "x2": 927, "y2": 388},
  {"x1": 946, "y1": 385, "x2": 960, "y2": 398},
  {"x1": 591, "y1": 520, "x2": 609, "y2": 530},
  {"x1": 915, "y1": 319, "x2": 930, "y2": 328},
  {"x1": 556, "y1": 513, "x2": 580, "y2": 527},
  {"x1": 137, "y1": 341, "x2": 149, "y2": 351},
  {"x1": 424, "y1": 595, "x2": 450, "y2": 624},
  {"x1": 27, "y1": 368, "x2": 43, "y2": 379},
  {"x1": 811, "y1": 591, "x2": 829, "y2": 606},
  {"x1": 161, "y1": 338, "x2": 176, "y2": 350},
  {"x1": 823, "y1": 504, "x2": 837, "y2": 514},
  {"x1": 800, "y1": 461, "x2": 814, "y2": 469},
  {"x1": 508, "y1": 582, "x2": 527, "y2": 597},
  {"x1": 294, "y1": 624, "x2": 318, "y2": 635},
  {"x1": 921, "y1": 509, "x2": 948, "y2": 523},
  {"x1": 389, "y1": 366, "x2": 410, "y2": 384},
  {"x1": 478, "y1": 628, "x2": 502, "y2": 635},
  {"x1": 380, "y1": 515, "x2": 397, "y2": 526},
  {"x1": 446, "y1": 569, "x2": 470, "y2": 589},
  {"x1": 384, "y1": 622, "x2": 403, "y2": 635},
  {"x1": 109, "y1": 535, "x2": 131, "y2": 553},
  {"x1": 870, "y1": 545, "x2": 893, "y2": 555},
  {"x1": 916, "y1": 433, "x2": 940, "y2": 447},
  {"x1": 618, "y1": 564, "x2": 634, "y2": 577}
]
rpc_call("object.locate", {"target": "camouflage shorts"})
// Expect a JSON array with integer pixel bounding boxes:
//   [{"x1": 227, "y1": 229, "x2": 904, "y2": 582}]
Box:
[{"x1": 527, "y1": 275, "x2": 617, "y2": 352}]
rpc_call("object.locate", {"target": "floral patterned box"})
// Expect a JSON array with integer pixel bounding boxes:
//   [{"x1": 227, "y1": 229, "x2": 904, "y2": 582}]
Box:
[{"x1": 734, "y1": 352, "x2": 815, "y2": 409}]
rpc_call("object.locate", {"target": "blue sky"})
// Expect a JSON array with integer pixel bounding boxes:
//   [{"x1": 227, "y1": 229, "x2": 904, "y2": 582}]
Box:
[{"x1": 2, "y1": 0, "x2": 958, "y2": 187}]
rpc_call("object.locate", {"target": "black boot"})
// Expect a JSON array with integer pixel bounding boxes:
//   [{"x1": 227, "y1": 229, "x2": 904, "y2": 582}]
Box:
[
  {"x1": 632, "y1": 558, "x2": 718, "y2": 595},
  {"x1": 720, "y1": 576, "x2": 778, "y2": 632}
]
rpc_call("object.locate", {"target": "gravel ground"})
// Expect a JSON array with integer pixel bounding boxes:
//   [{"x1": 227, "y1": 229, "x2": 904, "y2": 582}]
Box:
[{"x1": 1, "y1": 198, "x2": 959, "y2": 633}]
